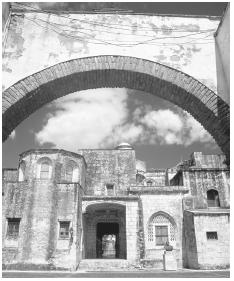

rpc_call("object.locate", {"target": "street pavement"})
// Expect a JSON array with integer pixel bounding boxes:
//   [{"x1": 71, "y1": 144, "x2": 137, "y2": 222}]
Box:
[{"x1": 2, "y1": 269, "x2": 230, "y2": 278}]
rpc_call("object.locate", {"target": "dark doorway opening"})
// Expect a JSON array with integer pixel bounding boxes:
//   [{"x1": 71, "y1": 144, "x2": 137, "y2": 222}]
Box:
[
  {"x1": 207, "y1": 189, "x2": 220, "y2": 207},
  {"x1": 96, "y1": 223, "x2": 119, "y2": 259}
]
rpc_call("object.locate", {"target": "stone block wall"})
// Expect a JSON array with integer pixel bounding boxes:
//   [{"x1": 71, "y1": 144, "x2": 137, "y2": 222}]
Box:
[
  {"x1": 126, "y1": 201, "x2": 139, "y2": 263},
  {"x1": 77, "y1": 149, "x2": 136, "y2": 196},
  {"x1": 170, "y1": 153, "x2": 230, "y2": 209},
  {"x1": 194, "y1": 213, "x2": 229, "y2": 269},
  {"x1": 136, "y1": 169, "x2": 166, "y2": 186},
  {"x1": 2, "y1": 169, "x2": 18, "y2": 182},
  {"x1": 183, "y1": 211, "x2": 230, "y2": 269},
  {"x1": 2, "y1": 149, "x2": 86, "y2": 270},
  {"x1": 182, "y1": 169, "x2": 229, "y2": 208},
  {"x1": 190, "y1": 152, "x2": 227, "y2": 168},
  {"x1": 140, "y1": 193, "x2": 185, "y2": 268},
  {"x1": 183, "y1": 211, "x2": 198, "y2": 268},
  {"x1": 82, "y1": 198, "x2": 139, "y2": 264}
]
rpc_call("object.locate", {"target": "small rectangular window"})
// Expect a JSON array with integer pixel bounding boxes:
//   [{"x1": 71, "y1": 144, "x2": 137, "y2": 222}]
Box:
[
  {"x1": 7, "y1": 218, "x2": 20, "y2": 238},
  {"x1": 206, "y1": 231, "x2": 218, "y2": 240},
  {"x1": 106, "y1": 184, "x2": 114, "y2": 196},
  {"x1": 59, "y1": 221, "x2": 70, "y2": 239},
  {"x1": 155, "y1": 225, "x2": 168, "y2": 245}
]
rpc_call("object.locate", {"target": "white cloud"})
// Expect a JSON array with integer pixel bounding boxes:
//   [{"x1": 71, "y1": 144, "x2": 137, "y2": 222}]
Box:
[
  {"x1": 9, "y1": 130, "x2": 16, "y2": 140},
  {"x1": 36, "y1": 88, "x2": 129, "y2": 151},
  {"x1": 103, "y1": 123, "x2": 144, "y2": 147},
  {"x1": 140, "y1": 109, "x2": 214, "y2": 146},
  {"x1": 35, "y1": 89, "x2": 216, "y2": 150},
  {"x1": 183, "y1": 113, "x2": 214, "y2": 146}
]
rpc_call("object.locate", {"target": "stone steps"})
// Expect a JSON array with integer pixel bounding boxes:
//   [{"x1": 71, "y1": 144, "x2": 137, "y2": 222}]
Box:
[
  {"x1": 141, "y1": 259, "x2": 163, "y2": 269},
  {"x1": 78, "y1": 259, "x2": 129, "y2": 271}
]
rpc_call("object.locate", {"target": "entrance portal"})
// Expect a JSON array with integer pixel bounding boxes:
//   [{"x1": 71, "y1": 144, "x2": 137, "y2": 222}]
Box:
[
  {"x1": 83, "y1": 203, "x2": 126, "y2": 259},
  {"x1": 96, "y1": 223, "x2": 119, "y2": 258}
]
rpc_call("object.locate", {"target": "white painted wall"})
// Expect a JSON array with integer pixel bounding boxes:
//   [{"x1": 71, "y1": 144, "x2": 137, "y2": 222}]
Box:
[{"x1": 3, "y1": 11, "x2": 220, "y2": 93}]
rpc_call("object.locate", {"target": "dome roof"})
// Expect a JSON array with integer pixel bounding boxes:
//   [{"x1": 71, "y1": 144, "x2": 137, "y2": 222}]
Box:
[{"x1": 115, "y1": 143, "x2": 133, "y2": 150}]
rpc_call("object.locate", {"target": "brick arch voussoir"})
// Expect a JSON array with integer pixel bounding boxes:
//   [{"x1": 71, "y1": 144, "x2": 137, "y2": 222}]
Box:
[{"x1": 2, "y1": 56, "x2": 230, "y2": 157}]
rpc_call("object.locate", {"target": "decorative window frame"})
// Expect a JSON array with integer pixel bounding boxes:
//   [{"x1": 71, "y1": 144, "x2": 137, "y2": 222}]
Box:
[
  {"x1": 65, "y1": 160, "x2": 79, "y2": 182},
  {"x1": 36, "y1": 157, "x2": 53, "y2": 179},
  {"x1": 58, "y1": 219, "x2": 72, "y2": 240},
  {"x1": 6, "y1": 218, "x2": 21, "y2": 239},
  {"x1": 147, "y1": 212, "x2": 176, "y2": 249}
]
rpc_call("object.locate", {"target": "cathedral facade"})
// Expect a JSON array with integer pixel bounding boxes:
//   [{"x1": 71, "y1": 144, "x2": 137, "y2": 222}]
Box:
[{"x1": 2, "y1": 143, "x2": 230, "y2": 271}]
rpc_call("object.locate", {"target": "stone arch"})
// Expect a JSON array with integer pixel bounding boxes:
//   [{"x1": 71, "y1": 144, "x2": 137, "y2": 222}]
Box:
[
  {"x1": 147, "y1": 211, "x2": 177, "y2": 247},
  {"x1": 82, "y1": 202, "x2": 126, "y2": 259},
  {"x1": 147, "y1": 211, "x2": 177, "y2": 229},
  {"x1": 83, "y1": 201, "x2": 126, "y2": 213},
  {"x1": 2, "y1": 55, "x2": 229, "y2": 157}
]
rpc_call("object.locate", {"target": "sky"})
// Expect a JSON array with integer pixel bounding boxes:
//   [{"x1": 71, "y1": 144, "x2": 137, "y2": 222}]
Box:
[
  {"x1": 3, "y1": 88, "x2": 221, "y2": 169},
  {"x1": 2, "y1": 2, "x2": 226, "y2": 170}
]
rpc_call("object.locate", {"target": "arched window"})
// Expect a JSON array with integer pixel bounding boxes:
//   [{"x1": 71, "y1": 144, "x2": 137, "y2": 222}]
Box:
[
  {"x1": 65, "y1": 160, "x2": 79, "y2": 182},
  {"x1": 66, "y1": 165, "x2": 73, "y2": 182},
  {"x1": 148, "y1": 212, "x2": 176, "y2": 247},
  {"x1": 40, "y1": 161, "x2": 50, "y2": 179},
  {"x1": 37, "y1": 157, "x2": 52, "y2": 179},
  {"x1": 207, "y1": 189, "x2": 220, "y2": 207},
  {"x1": 18, "y1": 161, "x2": 26, "y2": 181}
]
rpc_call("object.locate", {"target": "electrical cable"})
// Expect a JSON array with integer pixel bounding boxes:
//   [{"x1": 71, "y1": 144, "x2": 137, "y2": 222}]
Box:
[
  {"x1": 27, "y1": 15, "x2": 214, "y2": 42},
  {"x1": 14, "y1": 3, "x2": 216, "y2": 34},
  {"x1": 23, "y1": 16, "x2": 214, "y2": 47},
  {"x1": 23, "y1": 15, "x2": 214, "y2": 47}
]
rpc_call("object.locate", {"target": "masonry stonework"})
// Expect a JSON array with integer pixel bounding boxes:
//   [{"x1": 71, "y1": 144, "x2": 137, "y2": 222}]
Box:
[{"x1": 2, "y1": 144, "x2": 230, "y2": 271}]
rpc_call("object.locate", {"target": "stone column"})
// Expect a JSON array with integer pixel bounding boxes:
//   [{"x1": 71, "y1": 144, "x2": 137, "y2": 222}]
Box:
[{"x1": 126, "y1": 201, "x2": 139, "y2": 264}]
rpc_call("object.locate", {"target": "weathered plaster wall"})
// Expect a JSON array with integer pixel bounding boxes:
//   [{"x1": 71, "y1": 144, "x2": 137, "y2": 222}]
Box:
[
  {"x1": 182, "y1": 169, "x2": 230, "y2": 209},
  {"x1": 77, "y1": 149, "x2": 136, "y2": 195},
  {"x1": 136, "y1": 169, "x2": 166, "y2": 186},
  {"x1": 3, "y1": 11, "x2": 220, "y2": 93},
  {"x1": 170, "y1": 152, "x2": 229, "y2": 209},
  {"x1": 190, "y1": 152, "x2": 227, "y2": 168},
  {"x1": 2, "y1": 150, "x2": 86, "y2": 270},
  {"x1": 215, "y1": 4, "x2": 230, "y2": 104}
]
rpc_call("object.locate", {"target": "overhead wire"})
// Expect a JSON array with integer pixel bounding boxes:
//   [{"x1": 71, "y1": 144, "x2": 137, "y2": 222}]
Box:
[
  {"x1": 25, "y1": 14, "x2": 214, "y2": 43},
  {"x1": 14, "y1": 2, "x2": 216, "y2": 34},
  {"x1": 23, "y1": 16, "x2": 214, "y2": 47},
  {"x1": 12, "y1": 2, "x2": 215, "y2": 47},
  {"x1": 25, "y1": 17, "x2": 214, "y2": 47}
]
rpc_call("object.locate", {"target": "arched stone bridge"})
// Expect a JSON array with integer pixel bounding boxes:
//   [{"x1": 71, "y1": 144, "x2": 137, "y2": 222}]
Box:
[{"x1": 2, "y1": 55, "x2": 230, "y2": 157}]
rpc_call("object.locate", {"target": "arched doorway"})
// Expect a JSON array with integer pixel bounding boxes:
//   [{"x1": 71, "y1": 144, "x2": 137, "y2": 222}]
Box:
[
  {"x1": 2, "y1": 56, "x2": 229, "y2": 158},
  {"x1": 83, "y1": 203, "x2": 126, "y2": 259}
]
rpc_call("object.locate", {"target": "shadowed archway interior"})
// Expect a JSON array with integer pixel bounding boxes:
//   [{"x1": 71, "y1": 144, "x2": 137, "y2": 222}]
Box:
[{"x1": 2, "y1": 55, "x2": 229, "y2": 158}]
